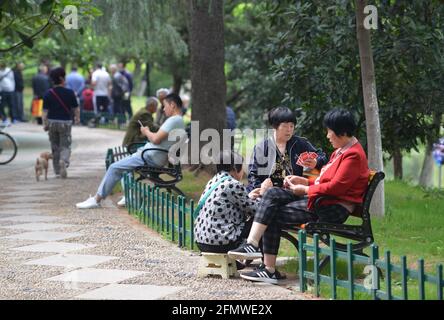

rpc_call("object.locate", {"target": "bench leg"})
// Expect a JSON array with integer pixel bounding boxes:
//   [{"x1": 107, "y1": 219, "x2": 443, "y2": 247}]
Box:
[
  {"x1": 281, "y1": 231, "x2": 299, "y2": 249},
  {"x1": 166, "y1": 186, "x2": 185, "y2": 197},
  {"x1": 319, "y1": 255, "x2": 330, "y2": 272}
]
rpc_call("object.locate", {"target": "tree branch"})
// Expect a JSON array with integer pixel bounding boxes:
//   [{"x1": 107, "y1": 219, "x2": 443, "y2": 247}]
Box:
[{"x1": 0, "y1": 13, "x2": 56, "y2": 53}]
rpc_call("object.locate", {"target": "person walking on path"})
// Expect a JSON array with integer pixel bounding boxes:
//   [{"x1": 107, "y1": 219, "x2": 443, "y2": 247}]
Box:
[
  {"x1": 32, "y1": 64, "x2": 51, "y2": 125},
  {"x1": 76, "y1": 93, "x2": 185, "y2": 209},
  {"x1": 13, "y1": 62, "x2": 25, "y2": 122},
  {"x1": 0, "y1": 63, "x2": 17, "y2": 124},
  {"x1": 42, "y1": 67, "x2": 80, "y2": 179}
]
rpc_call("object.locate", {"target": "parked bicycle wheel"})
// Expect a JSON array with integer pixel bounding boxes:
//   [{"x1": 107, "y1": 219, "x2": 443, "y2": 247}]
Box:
[{"x1": 0, "y1": 132, "x2": 17, "y2": 165}]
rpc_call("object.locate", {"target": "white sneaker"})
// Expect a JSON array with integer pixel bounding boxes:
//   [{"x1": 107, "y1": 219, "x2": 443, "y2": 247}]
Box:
[
  {"x1": 76, "y1": 195, "x2": 101, "y2": 209},
  {"x1": 117, "y1": 196, "x2": 126, "y2": 207}
]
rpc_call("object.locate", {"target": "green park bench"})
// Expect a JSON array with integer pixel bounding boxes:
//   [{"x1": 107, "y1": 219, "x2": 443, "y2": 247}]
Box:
[
  {"x1": 281, "y1": 171, "x2": 385, "y2": 272},
  {"x1": 105, "y1": 142, "x2": 185, "y2": 196}
]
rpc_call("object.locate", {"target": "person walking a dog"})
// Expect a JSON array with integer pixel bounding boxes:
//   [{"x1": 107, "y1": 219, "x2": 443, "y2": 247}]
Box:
[{"x1": 42, "y1": 67, "x2": 80, "y2": 179}]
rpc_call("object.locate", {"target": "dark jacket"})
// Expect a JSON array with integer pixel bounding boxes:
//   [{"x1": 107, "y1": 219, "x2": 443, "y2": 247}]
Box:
[
  {"x1": 247, "y1": 135, "x2": 328, "y2": 192},
  {"x1": 122, "y1": 109, "x2": 158, "y2": 146},
  {"x1": 13, "y1": 69, "x2": 24, "y2": 92},
  {"x1": 32, "y1": 73, "x2": 51, "y2": 98},
  {"x1": 226, "y1": 106, "x2": 236, "y2": 130}
]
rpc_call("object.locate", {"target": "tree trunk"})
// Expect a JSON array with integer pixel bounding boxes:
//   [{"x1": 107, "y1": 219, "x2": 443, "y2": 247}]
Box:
[
  {"x1": 133, "y1": 59, "x2": 142, "y2": 85},
  {"x1": 172, "y1": 73, "x2": 182, "y2": 95},
  {"x1": 392, "y1": 148, "x2": 403, "y2": 180},
  {"x1": 59, "y1": 58, "x2": 67, "y2": 70},
  {"x1": 419, "y1": 111, "x2": 442, "y2": 187},
  {"x1": 419, "y1": 144, "x2": 435, "y2": 188},
  {"x1": 144, "y1": 61, "x2": 151, "y2": 97},
  {"x1": 188, "y1": 0, "x2": 226, "y2": 168},
  {"x1": 355, "y1": 0, "x2": 385, "y2": 216}
]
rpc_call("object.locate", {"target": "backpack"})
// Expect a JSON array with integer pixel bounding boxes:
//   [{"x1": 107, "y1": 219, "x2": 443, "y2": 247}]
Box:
[{"x1": 111, "y1": 73, "x2": 128, "y2": 99}]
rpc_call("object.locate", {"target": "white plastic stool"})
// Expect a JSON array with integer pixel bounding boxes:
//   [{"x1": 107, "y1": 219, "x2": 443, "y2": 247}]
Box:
[{"x1": 197, "y1": 252, "x2": 239, "y2": 279}]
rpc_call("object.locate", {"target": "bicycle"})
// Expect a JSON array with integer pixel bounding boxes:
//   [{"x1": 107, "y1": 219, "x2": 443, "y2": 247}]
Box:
[{"x1": 0, "y1": 124, "x2": 17, "y2": 165}]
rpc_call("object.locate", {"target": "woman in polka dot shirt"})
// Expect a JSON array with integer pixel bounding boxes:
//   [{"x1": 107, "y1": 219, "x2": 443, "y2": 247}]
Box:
[{"x1": 194, "y1": 151, "x2": 258, "y2": 255}]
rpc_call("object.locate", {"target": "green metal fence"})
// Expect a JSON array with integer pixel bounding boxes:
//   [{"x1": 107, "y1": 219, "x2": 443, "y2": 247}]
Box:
[
  {"x1": 297, "y1": 230, "x2": 444, "y2": 300},
  {"x1": 123, "y1": 173, "x2": 196, "y2": 250},
  {"x1": 122, "y1": 169, "x2": 443, "y2": 300}
]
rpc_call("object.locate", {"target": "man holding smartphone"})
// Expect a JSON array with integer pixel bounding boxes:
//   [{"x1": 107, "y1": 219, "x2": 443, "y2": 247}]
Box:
[{"x1": 76, "y1": 93, "x2": 185, "y2": 209}]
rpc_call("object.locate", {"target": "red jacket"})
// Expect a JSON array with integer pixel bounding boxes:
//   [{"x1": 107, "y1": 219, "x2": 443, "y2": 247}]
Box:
[{"x1": 307, "y1": 142, "x2": 369, "y2": 211}]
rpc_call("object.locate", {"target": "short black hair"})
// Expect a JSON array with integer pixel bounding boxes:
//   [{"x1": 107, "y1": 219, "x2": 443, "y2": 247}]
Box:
[
  {"x1": 164, "y1": 93, "x2": 183, "y2": 109},
  {"x1": 216, "y1": 150, "x2": 243, "y2": 173},
  {"x1": 268, "y1": 107, "x2": 297, "y2": 129},
  {"x1": 323, "y1": 109, "x2": 356, "y2": 137},
  {"x1": 49, "y1": 67, "x2": 66, "y2": 85}
]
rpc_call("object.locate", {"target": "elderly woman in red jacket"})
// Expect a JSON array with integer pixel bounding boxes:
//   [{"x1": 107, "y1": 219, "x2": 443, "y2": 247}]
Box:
[{"x1": 228, "y1": 109, "x2": 369, "y2": 284}]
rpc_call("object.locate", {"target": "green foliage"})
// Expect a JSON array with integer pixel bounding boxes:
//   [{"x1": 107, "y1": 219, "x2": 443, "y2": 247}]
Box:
[
  {"x1": 225, "y1": 1, "x2": 286, "y2": 129},
  {"x1": 0, "y1": 0, "x2": 100, "y2": 56},
  {"x1": 374, "y1": 1, "x2": 444, "y2": 156},
  {"x1": 31, "y1": 27, "x2": 106, "y2": 69},
  {"x1": 93, "y1": 0, "x2": 188, "y2": 65},
  {"x1": 225, "y1": 0, "x2": 365, "y2": 149},
  {"x1": 226, "y1": 1, "x2": 444, "y2": 157}
]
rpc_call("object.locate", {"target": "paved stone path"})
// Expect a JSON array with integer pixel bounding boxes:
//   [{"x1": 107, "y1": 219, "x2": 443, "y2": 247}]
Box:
[{"x1": 0, "y1": 123, "x2": 309, "y2": 300}]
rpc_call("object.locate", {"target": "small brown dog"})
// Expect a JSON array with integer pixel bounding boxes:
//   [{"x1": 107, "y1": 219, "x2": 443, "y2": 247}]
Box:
[{"x1": 35, "y1": 152, "x2": 53, "y2": 181}]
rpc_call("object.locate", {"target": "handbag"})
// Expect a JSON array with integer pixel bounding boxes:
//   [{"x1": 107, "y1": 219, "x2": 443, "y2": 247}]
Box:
[{"x1": 31, "y1": 98, "x2": 43, "y2": 117}]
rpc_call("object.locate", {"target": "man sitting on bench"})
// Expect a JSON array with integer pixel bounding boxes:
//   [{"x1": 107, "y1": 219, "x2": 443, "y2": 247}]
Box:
[
  {"x1": 76, "y1": 93, "x2": 185, "y2": 209},
  {"x1": 228, "y1": 109, "x2": 369, "y2": 284}
]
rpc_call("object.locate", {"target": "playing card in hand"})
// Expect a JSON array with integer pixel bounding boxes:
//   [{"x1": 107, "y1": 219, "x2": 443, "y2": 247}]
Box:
[
  {"x1": 297, "y1": 152, "x2": 318, "y2": 166},
  {"x1": 308, "y1": 152, "x2": 318, "y2": 159}
]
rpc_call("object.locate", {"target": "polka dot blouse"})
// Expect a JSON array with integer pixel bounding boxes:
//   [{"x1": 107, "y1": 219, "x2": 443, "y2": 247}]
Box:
[{"x1": 194, "y1": 171, "x2": 258, "y2": 246}]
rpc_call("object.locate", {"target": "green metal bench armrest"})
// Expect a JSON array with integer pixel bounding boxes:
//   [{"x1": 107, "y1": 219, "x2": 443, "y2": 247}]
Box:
[
  {"x1": 313, "y1": 195, "x2": 340, "y2": 211},
  {"x1": 126, "y1": 142, "x2": 146, "y2": 154},
  {"x1": 140, "y1": 148, "x2": 170, "y2": 166}
]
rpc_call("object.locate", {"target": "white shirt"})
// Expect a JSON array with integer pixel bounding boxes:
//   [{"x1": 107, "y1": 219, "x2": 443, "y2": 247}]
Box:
[
  {"x1": 0, "y1": 68, "x2": 15, "y2": 92},
  {"x1": 91, "y1": 68, "x2": 111, "y2": 96},
  {"x1": 138, "y1": 115, "x2": 186, "y2": 167}
]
